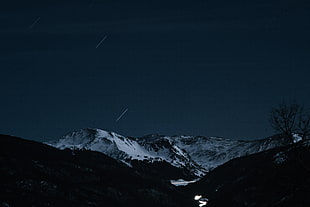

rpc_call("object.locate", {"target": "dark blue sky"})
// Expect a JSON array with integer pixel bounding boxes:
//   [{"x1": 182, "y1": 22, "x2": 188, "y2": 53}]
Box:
[{"x1": 1, "y1": 0, "x2": 310, "y2": 141}]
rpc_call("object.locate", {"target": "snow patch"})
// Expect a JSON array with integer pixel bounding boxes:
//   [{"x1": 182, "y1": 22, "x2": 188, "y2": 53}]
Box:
[
  {"x1": 292, "y1": 134, "x2": 303, "y2": 143},
  {"x1": 194, "y1": 195, "x2": 209, "y2": 207},
  {"x1": 170, "y1": 179, "x2": 199, "y2": 186}
]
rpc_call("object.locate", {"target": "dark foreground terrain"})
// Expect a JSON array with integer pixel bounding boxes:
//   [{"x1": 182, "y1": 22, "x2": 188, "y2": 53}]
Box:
[
  {"x1": 1, "y1": 134, "x2": 310, "y2": 207},
  {"x1": 0, "y1": 134, "x2": 193, "y2": 207},
  {"x1": 184, "y1": 140, "x2": 310, "y2": 207}
]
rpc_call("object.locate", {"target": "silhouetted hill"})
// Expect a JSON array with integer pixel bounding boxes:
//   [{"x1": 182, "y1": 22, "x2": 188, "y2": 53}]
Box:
[
  {"x1": 184, "y1": 140, "x2": 310, "y2": 207},
  {"x1": 0, "y1": 134, "x2": 193, "y2": 207}
]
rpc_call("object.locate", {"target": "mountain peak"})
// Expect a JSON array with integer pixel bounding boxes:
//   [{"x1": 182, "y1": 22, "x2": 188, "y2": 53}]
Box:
[{"x1": 48, "y1": 128, "x2": 117, "y2": 149}]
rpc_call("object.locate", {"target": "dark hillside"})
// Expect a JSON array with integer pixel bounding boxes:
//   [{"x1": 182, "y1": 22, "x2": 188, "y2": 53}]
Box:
[
  {"x1": 184, "y1": 141, "x2": 310, "y2": 207},
  {"x1": 0, "y1": 134, "x2": 192, "y2": 207}
]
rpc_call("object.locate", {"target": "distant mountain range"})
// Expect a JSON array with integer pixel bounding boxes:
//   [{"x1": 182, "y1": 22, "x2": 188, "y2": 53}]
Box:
[
  {"x1": 47, "y1": 128, "x2": 293, "y2": 178},
  {"x1": 1, "y1": 131, "x2": 309, "y2": 207}
]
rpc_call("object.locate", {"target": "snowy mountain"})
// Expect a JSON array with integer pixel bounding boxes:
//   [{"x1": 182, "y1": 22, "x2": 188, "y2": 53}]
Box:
[
  {"x1": 47, "y1": 128, "x2": 292, "y2": 177},
  {"x1": 148, "y1": 134, "x2": 291, "y2": 171},
  {"x1": 47, "y1": 128, "x2": 205, "y2": 176},
  {"x1": 49, "y1": 129, "x2": 146, "y2": 161}
]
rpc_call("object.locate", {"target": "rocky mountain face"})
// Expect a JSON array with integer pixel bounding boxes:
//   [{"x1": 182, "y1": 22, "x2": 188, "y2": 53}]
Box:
[
  {"x1": 139, "y1": 133, "x2": 291, "y2": 172},
  {"x1": 47, "y1": 128, "x2": 292, "y2": 177},
  {"x1": 47, "y1": 128, "x2": 206, "y2": 177}
]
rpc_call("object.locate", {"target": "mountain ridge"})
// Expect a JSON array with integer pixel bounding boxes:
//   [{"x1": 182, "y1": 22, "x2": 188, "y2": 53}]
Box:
[{"x1": 47, "y1": 128, "x2": 293, "y2": 178}]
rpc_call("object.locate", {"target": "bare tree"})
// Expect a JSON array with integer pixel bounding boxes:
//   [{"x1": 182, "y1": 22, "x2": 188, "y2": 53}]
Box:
[{"x1": 270, "y1": 102, "x2": 309, "y2": 143}]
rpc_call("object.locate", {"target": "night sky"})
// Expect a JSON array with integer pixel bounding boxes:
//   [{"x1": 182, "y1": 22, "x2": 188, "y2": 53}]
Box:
[{"x1": 1, "y1": 0, "x2": 310, "y2": 142}]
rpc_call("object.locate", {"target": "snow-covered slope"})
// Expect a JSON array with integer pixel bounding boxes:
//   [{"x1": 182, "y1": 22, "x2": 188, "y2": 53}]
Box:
[
  {"x1": 47, "y1": 128, "x2": 291, "y2": 177},
  {"x1": 46, "y1": 128, "x2": 205, "y2": 176},
  {"x1": 49, "y1": 129, "x2": 145, "y2": 160},
  {"x1": 144, "y1": 134, "x2": 290, "y2": 171}
]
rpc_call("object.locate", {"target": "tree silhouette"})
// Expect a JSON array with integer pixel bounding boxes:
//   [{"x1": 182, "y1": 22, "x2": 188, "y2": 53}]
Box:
[{"x1": 270, "y1": 102, "x2": 310, "y2": 143}]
